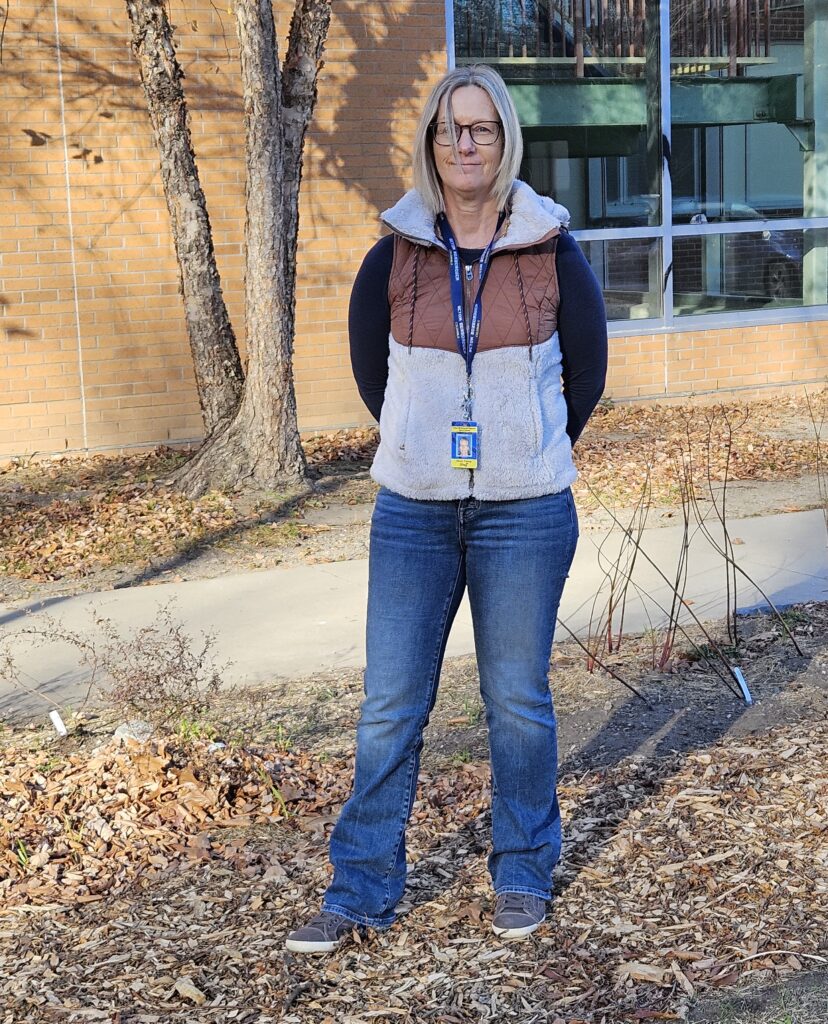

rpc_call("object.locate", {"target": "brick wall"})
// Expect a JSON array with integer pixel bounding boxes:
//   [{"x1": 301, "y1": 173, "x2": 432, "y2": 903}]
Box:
[
  {"x1": 768, "y1": 0, "x2": 804, "y2": 44},
  {"x1": 0, "y1": 0, "x2": 448, "y2": 459},
  {"x1": 1, "y1": 1, "x2": 826, "y2": 461},
  {"x1": 607, "y1": 319, "x2": 828, "y2": 401}
]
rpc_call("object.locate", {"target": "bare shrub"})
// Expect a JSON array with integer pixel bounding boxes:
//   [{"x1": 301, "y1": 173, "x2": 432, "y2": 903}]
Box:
[
  {"x1": 94, "y1": 605, "x2": 225, "y2": 724},
  {"x1": 805, "y1": 385, "x2": 828, "y2": 540},
  {"x1": 0, "y1": 602, "x2": 228, "y2": 729}
]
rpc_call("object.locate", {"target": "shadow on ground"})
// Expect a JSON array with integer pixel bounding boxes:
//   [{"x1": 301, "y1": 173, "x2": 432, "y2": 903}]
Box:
[
  {"x1": 397, "y1": 612, "x2": 826, "y2": 905},
  {"x1": 688, "y1": 967, "x2": 828, "y2": 1024}
]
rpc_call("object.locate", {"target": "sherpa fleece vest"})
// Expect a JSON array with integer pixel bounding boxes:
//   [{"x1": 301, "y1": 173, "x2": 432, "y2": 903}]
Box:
[{"x1": 370, "y1": 181, "x2": 578, "y2": 501}]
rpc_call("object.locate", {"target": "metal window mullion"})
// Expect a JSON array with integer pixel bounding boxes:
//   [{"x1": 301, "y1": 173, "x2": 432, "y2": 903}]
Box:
[
  {"x1": 575, "y1": 218, "x2": 828, "y2": 243},
  {"x1": 607, "y1": 316, "x2": 667, "y2": 335},
  {"x1": 659, "y1": 0, "x2": 674, "y2": 335},
  {"x1": 608, "y1": 304, "x2": 828, "y2": 334},
  {"x1": 672, "y1": 217, "x2": 828, "y2": 237},
  {"x1": 572, "y1": 226, "x2": 666, "y2": 242}
]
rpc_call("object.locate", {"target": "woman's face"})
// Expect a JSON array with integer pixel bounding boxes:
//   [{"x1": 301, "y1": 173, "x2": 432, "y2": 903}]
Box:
[{"x1": 432, "y1": 85, "x2": 503, "y2": 203}]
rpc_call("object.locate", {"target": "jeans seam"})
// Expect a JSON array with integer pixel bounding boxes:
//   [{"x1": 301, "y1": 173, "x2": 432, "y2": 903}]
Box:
[
  {"x1": 494, "y1": 885, "x2": 550, "y2": 899},
  {"x1": 321, "y1": 901, "x2": 395, "y2": 929},
  {"x1": 567, "y1": 487, "x2": 579, "y2": 541},
  {"x1": 379, "y1": 552, "x2": 466, "y2": 915}
]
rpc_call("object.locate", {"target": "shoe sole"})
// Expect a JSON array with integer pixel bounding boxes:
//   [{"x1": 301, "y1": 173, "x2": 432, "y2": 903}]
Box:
[
  {"x1": 492, "y1": 915, "x2": 545, "y2": 939},
  {"x1": 284, "y1": 937, "x2": 343, "y2": 953}
]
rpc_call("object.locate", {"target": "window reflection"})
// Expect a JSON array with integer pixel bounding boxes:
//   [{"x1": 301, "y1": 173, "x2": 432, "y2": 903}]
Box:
[
  {"x1": 581, "y1": 237, "x2": 662, "y2": 319},
  {"x1": 670, "y1": 0, "x2": 820, "y2": 222},
  {"x1": 454, "y1": 0, "x2": 647, "y2": 73},
  {"x1": 454, "y1": 0, "x2": 828, "y2": 321},
  {"x1": 674, "y1": 228, "x2": 827, "y2": 314}
]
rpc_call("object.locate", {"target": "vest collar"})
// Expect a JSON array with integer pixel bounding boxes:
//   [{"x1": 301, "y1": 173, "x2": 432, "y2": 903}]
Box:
[{"x1": 380, "y1": 180, "x2": 571, "y2": 252}]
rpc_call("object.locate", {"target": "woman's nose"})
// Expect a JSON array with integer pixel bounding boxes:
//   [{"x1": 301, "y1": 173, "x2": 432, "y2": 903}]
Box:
[{"x1": 457, "y1": 127, "x2": 477, "y2": 152}]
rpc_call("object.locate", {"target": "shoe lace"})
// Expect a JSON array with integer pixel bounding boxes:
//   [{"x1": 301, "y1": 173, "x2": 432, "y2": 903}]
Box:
[
  {"x1": 313, "y1": 910, "x2": 353, "y2": 931},
  {"x1": 498, "y1": 892, "x2": 532, "y2": 912}
]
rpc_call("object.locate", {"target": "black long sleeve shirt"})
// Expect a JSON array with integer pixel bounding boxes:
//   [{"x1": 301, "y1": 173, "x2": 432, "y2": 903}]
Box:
[{"x1": 348, "y1": 230, "x2": 608, "y2": 445}]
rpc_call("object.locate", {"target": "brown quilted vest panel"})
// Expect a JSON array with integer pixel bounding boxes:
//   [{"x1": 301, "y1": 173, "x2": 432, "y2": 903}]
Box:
[{"x1": 388, "y1": 232, "x2": 561, "y2": 353}]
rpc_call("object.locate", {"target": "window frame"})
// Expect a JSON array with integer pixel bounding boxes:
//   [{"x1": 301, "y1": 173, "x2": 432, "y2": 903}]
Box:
[{"x1": 447, "y1": 0, "x2": 828, "y2": 335}]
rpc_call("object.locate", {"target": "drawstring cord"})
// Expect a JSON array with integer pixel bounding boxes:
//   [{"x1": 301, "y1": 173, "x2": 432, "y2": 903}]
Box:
[
  {"x1": 513, "y1": 253, "x2": 534, "y2": 360},
  {"x1": 407, "y1": 246, "x2": 420, "y2": 352}
]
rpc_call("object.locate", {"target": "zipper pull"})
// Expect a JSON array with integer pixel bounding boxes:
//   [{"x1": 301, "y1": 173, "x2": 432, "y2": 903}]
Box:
[{"x1": 465, "y1": 264, "x2": 473, "y2": 281}]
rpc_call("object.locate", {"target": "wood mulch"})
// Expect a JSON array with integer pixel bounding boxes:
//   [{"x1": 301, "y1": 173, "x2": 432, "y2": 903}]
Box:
[
  {"x1": 1, "y1": 390, "x2": 826, "y2": 1020},
  {"x1": 2, "y1": 713, "x2": 826, "y2": 1022}
]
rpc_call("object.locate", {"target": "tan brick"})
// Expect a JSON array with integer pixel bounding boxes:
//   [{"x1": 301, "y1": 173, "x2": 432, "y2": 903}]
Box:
[{"x1": 8, "y1": 1, "x2": 827, "y2": 456}]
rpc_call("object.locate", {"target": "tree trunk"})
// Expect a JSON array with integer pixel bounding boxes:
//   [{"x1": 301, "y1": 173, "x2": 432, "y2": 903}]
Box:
[
  {"x1": 125, "y1": 0, "x2": 244, "y2": 436},
  {"x1": 173, "y1": 0, "x2": 331, "y2": 498}
]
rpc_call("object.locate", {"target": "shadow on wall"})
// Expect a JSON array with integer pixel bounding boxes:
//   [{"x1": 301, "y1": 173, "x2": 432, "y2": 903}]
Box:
[
  {"x1": 2, "y1": 1, "x2": 439, "y2": 280},
  {"x1": 0, "y1": 1, "x2": 246, "y2": 424},
  {"x1": 9, "y1": 2, "x2": 438, "y2": 236},
  {"x1": 3, "y1": 0, "x2": 438, "y2": 294},
  {"x1": 3, "y1": 3, "x2": 244, "y2": 246},
  {"x1": 2, "y1": 1, "x2": 440, "y2": 447},
  {"x1": 303, "y1": 1, "x2": 443, "y2": 237}
]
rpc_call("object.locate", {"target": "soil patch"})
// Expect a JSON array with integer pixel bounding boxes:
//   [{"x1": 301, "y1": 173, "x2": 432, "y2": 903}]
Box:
[{"x1": 689, "y1": 968, "x2": 828, "y2": 1024}]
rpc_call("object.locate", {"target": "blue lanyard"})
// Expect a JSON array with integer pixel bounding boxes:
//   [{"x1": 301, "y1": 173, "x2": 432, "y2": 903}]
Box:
[{"x1": 437, "y1": 211, "x2": 506, "y2": 377}]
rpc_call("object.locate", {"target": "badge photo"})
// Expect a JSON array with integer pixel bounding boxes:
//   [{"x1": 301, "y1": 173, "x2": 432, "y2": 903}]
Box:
[{"x1": 450, "y1": 421, "x2": 478, "y2": 469}]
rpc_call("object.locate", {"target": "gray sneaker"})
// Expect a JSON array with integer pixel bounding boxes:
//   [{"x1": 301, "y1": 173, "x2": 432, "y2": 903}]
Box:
[
  {"x1": 491, "y1": 892, "x2": 546, "y2": 938},
  {"x1": 285, "y1": 909, "x2": 364, "y2": 953}
]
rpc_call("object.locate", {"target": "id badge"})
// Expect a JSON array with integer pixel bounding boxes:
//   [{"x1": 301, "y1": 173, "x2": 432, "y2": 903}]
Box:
[{"x1": 451, "y1": 421, "x2": 478, "y2": 469}]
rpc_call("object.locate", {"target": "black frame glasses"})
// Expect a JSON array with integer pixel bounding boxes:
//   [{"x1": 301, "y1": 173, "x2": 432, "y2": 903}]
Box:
[{"x1": 431, "y1": 120, "x2": 502, "y2": 146}]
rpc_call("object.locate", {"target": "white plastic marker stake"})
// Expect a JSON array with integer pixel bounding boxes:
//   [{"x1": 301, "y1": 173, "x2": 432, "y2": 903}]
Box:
[
  {"x1": 49, "y1": 710, "x2": 68, "y2": 737},
  {"x1": 732, "y1": 667, "x2": 753, "y2": 706}
]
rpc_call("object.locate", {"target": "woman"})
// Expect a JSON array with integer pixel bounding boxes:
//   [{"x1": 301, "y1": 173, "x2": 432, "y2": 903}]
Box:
[{"x1": 286, "y1": 65, "x2": 607, "y2": 953}]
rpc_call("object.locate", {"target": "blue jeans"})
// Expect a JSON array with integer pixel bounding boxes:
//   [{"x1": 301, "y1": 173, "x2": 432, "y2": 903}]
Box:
[{"x1": 322, "y1": 485, "x2": 578, "y2": 929}]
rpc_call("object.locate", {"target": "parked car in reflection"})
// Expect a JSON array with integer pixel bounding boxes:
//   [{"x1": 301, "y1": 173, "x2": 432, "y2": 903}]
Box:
[{"x1": 602, "y1": 196, "x2": 802, "y2": 300}]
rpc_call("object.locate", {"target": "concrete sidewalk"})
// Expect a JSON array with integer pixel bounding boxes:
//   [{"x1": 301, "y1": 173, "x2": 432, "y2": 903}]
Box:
[{"x1": 1, "y1": 509, "x2": 826, "y2": 720}]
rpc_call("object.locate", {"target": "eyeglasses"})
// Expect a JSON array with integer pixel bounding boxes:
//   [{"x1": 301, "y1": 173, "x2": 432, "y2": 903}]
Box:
[{"x1": 431, "y1": 120, "x2": 502, "y2": 146}]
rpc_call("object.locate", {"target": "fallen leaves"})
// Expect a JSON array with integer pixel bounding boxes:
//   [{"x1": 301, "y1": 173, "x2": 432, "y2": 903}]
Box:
[
  {"x1": 617, "y1": 962, "x2": 670, "y2": 986},
  {"x1": 0, "y1": 485, "x2": 236, "y2": 581},
  {"x1": 1, "y1": 718, "x2": 826, "y2": 1022},
  {"x1": 0, "y1": 737, "x2": 318, "y2": 906},
  {"x1": 1, "y1": 392, "x2": 826, "y2": 583},
  {"x1": 574, "y1": 393, "x2": 825, "y2": 509},
  {"x1": 303, "y1": 427, "x2": 379, "y2": 465}
]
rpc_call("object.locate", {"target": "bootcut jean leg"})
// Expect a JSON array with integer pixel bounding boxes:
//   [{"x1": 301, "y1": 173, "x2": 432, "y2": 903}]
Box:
[
  {"x1": 464, "y1": 488, "x2": 578, "y2": 899},
  {"x1": 322, "y1": 487, "x2": 466, "y2": 929}
]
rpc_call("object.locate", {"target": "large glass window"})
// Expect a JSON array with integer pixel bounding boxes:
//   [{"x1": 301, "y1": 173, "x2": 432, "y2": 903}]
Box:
[
  {"x1": 454, "y1": 0, "x2": 828, "y2": 324},
  {"x1": 581, "y1": 236, "x2": 663, "y2": 319},
  {"x1": 670, "y1": 0, "x2": 823, "y2": 222}
]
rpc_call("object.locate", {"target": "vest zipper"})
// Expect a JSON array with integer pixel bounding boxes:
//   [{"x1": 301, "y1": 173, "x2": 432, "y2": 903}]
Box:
[{"x1": 464, "y1": 263, "x2": 475, "y2": 495}]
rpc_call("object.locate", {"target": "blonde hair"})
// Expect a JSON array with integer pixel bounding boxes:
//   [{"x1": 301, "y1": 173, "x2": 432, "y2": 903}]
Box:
[{"x1": 412, "y1": 65, "x2": 523, "y2": 216}]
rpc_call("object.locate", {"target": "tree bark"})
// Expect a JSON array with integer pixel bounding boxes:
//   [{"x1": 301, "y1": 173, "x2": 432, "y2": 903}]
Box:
[
  {"x1": 125, "y1": 0, "x2": 244, "y2": 436},
  {"x1": 173, "y1": 0, "x2": 331, "y2": 497}
]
